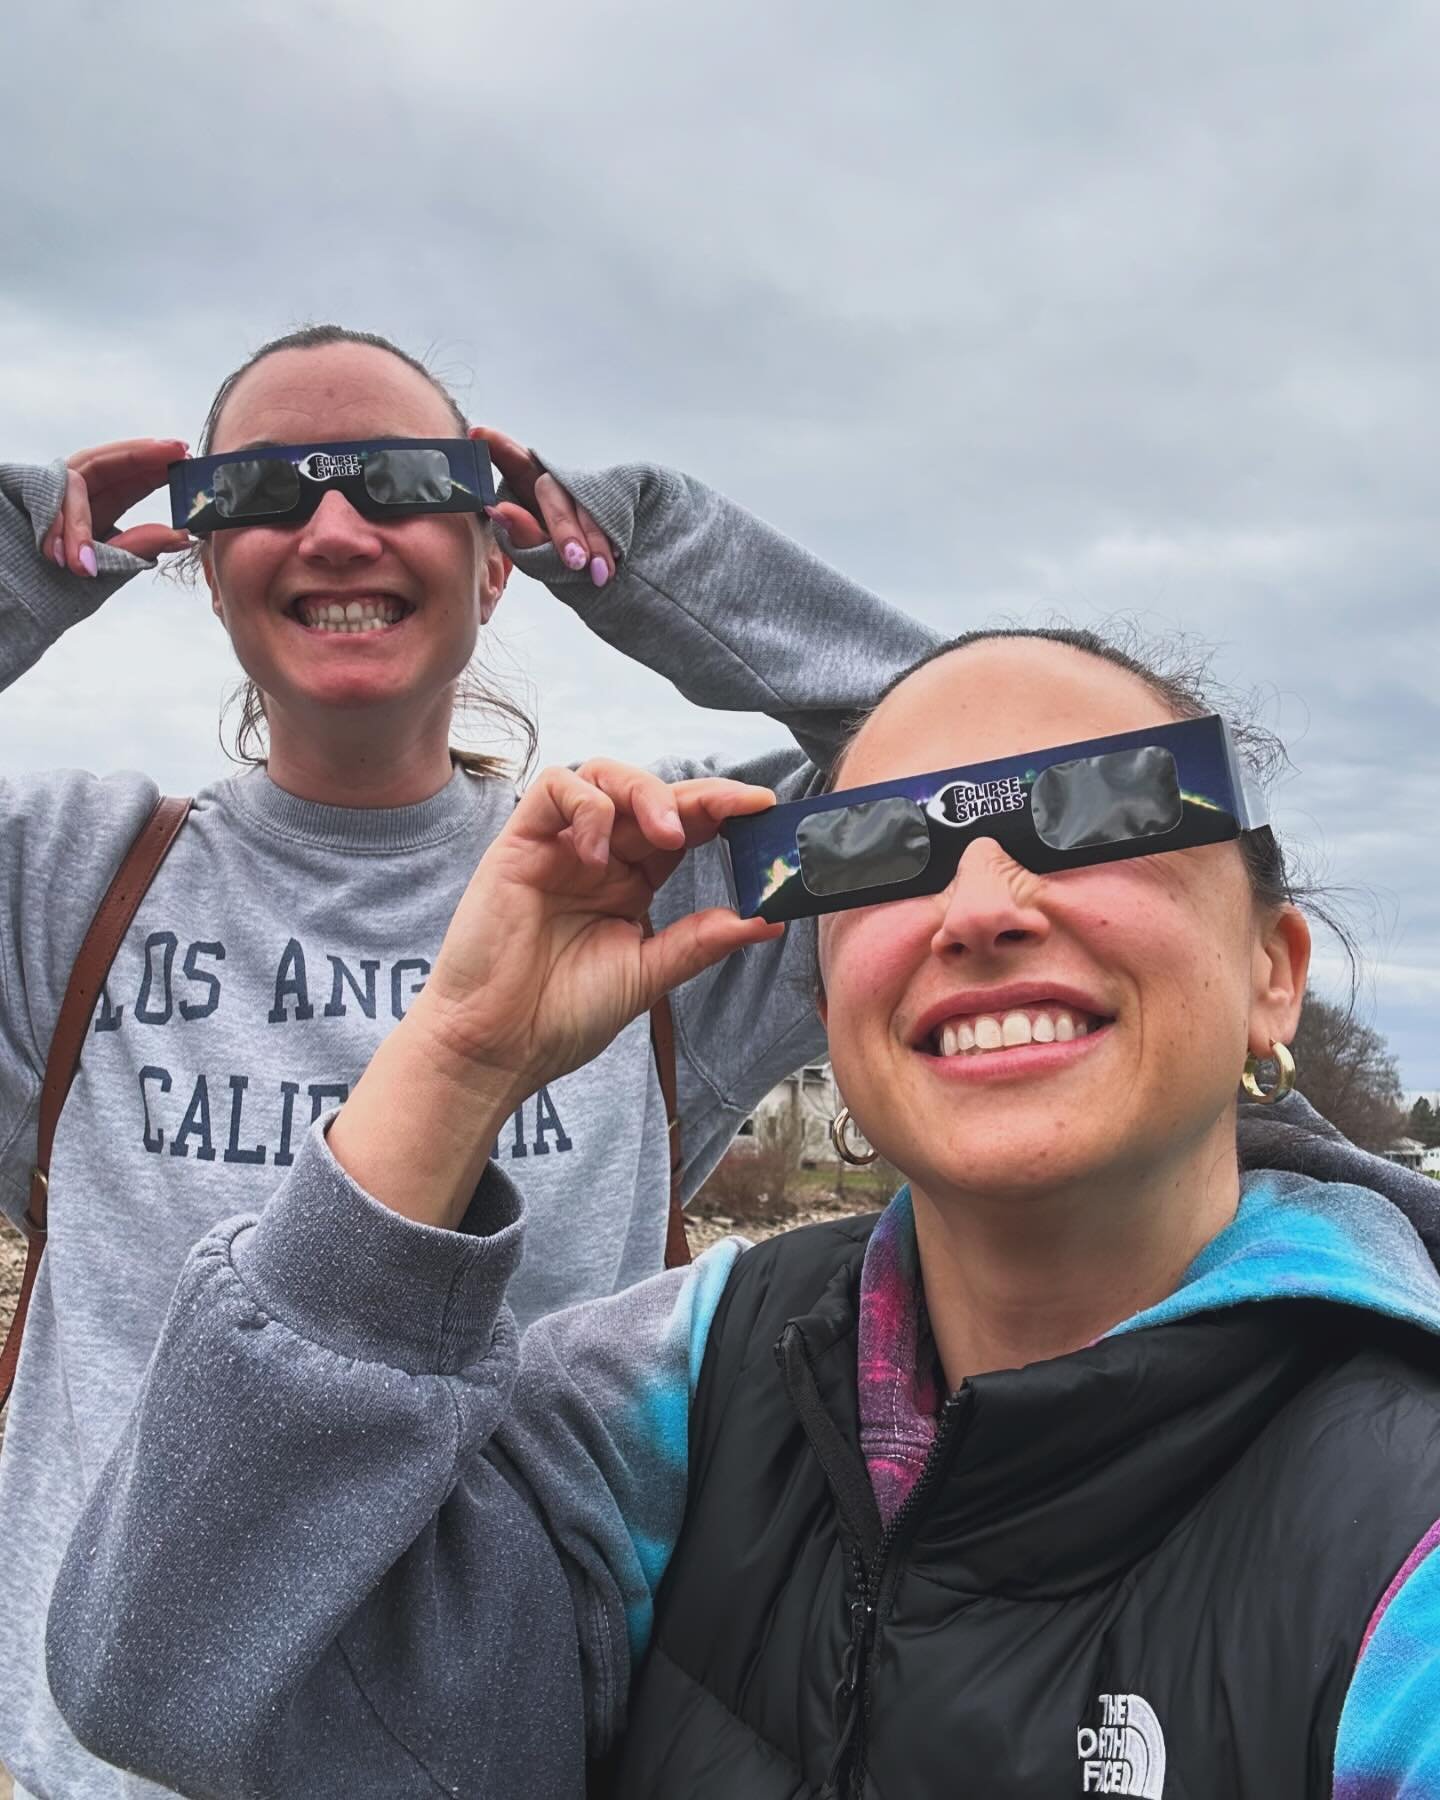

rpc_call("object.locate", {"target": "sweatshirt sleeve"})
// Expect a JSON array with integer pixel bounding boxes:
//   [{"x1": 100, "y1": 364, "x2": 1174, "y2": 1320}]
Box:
[
  {"x1": 506, "y1": 461, "x2": 943, "y2": 1190},
  {"x1": 0, "y1": 462, "x2": 163, "y2": 1226},
  {"x1": 0, "y1": 459, "x2": 154, "y2": 685},
  {"x1": 1332, "y1": 1518, "x2": 1440, "y2": 1797},
  {"x1": 46, "y1": 1119, "x2": 741, "y2": 1796}
]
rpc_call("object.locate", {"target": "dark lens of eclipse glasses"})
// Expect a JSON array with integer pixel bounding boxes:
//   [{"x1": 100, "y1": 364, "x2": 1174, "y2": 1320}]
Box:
[
  {"x1": 212, "y1": 447, "x2": 457, "y2": 521},
  {"x1": 1031, "y1": 746, "x2": 1183, "y2": 852},
  {"x1": 213, "y1": 459, "x2": 301, "y2": 520},
  {"x1": 362, "y1": 447, "x2": 454, "y2": 506},
  {"x1": 798, "y1": 795, "x2": 932, "y2": 896},
  {"x1": 795, "y1": 745, "x2": 1186, "y2": 897}
]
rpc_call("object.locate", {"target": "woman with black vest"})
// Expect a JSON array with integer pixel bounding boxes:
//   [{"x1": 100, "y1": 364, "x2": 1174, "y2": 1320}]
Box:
[{"x1": 48, "y1": 627, "x2": 1440, "y2": 1797}]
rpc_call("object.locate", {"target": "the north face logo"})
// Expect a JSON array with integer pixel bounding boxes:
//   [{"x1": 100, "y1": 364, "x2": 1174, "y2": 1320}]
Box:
[{"x1": 1075, "y1": 1692, "x2": 1166, "y2": 1795}]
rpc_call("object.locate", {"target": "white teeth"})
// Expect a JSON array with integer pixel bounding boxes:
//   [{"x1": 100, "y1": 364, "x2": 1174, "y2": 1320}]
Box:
[
  {"x1": 1001, "y1": 1011, "x2": 1032, "y2": 1047},
  {"x1": 295, "y1": 597, "x2": 406, "y2": 631},
  {"x1": 932, "y1": 1006, "x2": 1103, "y2": 1058}
]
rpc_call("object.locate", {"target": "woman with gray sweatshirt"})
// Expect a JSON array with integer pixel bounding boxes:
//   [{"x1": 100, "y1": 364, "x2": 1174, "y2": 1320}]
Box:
[{"x1": 0, "y1": 322, "x2": 936, "y2": 1800}]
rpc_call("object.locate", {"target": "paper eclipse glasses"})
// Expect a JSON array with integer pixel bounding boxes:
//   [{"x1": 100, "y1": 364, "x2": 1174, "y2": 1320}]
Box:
[
  {"x1": 721, "y1": 715, "x2": 1269, "y2": 924},
  {"x1": 168, "y1": 438, "x2": 496, "y2": 535}
]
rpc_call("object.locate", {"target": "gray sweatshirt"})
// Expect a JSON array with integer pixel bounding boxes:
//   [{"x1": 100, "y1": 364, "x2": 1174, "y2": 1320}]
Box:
[
  {"x1": 0, "y1": 455, "x2": 938, "y2": 1800},
  {"x1": 43, "y1": 1097, "x2": 1440, "y2": 1799}
]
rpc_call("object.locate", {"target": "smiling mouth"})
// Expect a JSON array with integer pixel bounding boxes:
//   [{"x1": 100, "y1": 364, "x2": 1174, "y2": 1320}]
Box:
[
  {"x1": 924, "y1": 1003, "x2": 1114, "y2": 1059},
  {"x1": 287, "y1": 595, "x2": 415, "y2": 634}
]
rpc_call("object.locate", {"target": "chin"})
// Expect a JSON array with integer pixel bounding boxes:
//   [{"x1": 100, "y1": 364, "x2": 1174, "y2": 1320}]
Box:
[{"x1": 895, "y1": 1123, "x2": 1115, "y2": 1202}]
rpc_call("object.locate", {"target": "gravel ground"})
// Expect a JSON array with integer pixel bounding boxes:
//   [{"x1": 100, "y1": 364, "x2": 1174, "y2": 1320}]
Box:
[{"x1": 0, "y1": 1217, "x2": 21, "y2": 1340}]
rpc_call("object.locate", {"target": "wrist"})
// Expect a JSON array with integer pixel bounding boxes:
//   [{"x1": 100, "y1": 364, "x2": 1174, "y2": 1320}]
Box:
[{"x1": 329, "y1": 1016, "x2": 529, "y2": 1232}]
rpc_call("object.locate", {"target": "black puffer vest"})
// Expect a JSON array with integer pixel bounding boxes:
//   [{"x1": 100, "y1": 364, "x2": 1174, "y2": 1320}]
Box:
[{"x1": 613, "y1": 1216, "x2": 1440, "y2": 1799}]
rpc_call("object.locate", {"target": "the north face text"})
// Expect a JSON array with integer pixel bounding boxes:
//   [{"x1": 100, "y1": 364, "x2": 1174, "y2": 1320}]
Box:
[{"x1": 1075, "y1": 1692, "x2": 1166, "y2": 1796}]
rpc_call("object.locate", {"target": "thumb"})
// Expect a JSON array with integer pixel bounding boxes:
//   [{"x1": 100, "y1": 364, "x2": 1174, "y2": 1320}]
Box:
[
  {"x1": 485, "y1": 502, "x2": 549, "y2": 551},
  {"x1": 638, "y1": 910, "x2": 784, "y2": 1009},
  {"x1": 109, "y1": 524, "x2": 192, "y2": 561}
]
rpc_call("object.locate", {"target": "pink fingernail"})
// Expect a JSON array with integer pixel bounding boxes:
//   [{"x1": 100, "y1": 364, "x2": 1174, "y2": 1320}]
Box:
[
  {"x1": 562, "y1": 541, "x2": 587, "y2": 571},
  {"x1": 53, "y1": 540, "x2": 66, "y2": 567},
  {"x1": 79, "y1": 544, "x2": 98, "y2": 578},
  {"x1": 590, "y1": 557, "x2": 609, "y2": 588}
]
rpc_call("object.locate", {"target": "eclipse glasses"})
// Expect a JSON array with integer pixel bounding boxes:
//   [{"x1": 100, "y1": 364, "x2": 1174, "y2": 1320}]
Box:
[
  {"x1": 721, "y1": 715, "x2": 1269, "y2": 924},
  {"x1": 168, "y1": 438, "x2": 496, "y2": 535}
]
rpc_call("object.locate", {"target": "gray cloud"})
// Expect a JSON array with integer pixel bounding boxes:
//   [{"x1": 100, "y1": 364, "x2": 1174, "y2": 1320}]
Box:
[{"x1": 4, "y1": 0, "x2": 1439, "y2": 1085}]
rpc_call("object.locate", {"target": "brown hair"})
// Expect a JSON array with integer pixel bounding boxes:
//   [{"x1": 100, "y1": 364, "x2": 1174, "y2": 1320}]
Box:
[{"x1": 184, "y1": 323, "x2": 537, "y2": 781}]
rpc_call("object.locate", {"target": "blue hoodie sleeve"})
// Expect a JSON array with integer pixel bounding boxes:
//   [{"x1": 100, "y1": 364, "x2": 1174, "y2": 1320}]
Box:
[
  {"x1": 45, "y1": 1119, "x2": 742, "y2": 1794},
  {"x1": 1333, "y1": 1519, "x2": 1440, "y2": 1797}
]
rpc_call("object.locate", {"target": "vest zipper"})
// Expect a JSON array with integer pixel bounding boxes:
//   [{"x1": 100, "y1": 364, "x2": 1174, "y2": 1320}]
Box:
[{"x1": 832, "y1": 1390, "x2": 971, "y2": 1799}]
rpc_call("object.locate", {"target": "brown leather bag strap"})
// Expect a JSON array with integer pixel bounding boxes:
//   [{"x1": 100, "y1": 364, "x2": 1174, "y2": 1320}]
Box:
[
  {"x1": 642, "y1": 915, "x2": 689, "y2": 1269},
  {"x1": 1, "y1": 794, "x2": 192, "y2": 1408}
]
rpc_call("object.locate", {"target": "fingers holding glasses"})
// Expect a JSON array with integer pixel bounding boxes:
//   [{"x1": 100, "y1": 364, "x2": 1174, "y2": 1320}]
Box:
[
  {"x1": 469, "y1": 425, "x2": 616, "y2": 587},
  {"x1": 43, "y1": 438, "x2": 190, "y2": 576}
]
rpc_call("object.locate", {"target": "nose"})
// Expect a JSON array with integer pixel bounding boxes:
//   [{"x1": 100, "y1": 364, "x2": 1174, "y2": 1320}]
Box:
[
  {"x1": 930, "y1": 836, "x2": 1052, "y2": 960},
  {"x1": 295, "y1": 489, "x2": 385, "y2": 566}
]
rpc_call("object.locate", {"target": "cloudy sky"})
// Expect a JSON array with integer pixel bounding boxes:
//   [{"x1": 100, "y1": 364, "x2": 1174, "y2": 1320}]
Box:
[{"x1": 4, "y1": 0, "x2": 1439, "y2": 1089}]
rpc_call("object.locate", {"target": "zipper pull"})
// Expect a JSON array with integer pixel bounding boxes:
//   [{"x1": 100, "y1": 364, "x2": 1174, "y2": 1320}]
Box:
[{"x1": 821, "y1": 1595, "x2": 875, "y2": 1797}]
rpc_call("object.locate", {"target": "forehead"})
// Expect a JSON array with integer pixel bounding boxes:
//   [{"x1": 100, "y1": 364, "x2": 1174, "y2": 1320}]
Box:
[
  {"x1": 211, "y1": 343, "x2": 458, "y2": 453},
  {"x1": 842, "y1": 639, "x2": 1182, "y2": 787}
]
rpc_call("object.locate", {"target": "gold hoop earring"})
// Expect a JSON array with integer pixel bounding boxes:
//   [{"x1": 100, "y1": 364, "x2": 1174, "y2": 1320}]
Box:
[
  {"x1": 1241, "y1": 1041, "x2": 1296, "y2": 1105},
  {"x1": 830, "y1": 1107, "x2": 879, "y2": 1166}
]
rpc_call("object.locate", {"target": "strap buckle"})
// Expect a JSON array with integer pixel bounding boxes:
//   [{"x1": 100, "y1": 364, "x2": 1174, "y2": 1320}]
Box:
[{"x1": 22, "y1": 1167, "x2": 48, "y2": 1240}]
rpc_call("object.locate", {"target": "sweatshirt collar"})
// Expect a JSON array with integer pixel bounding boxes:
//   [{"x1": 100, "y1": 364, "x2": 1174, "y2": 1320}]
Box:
[{"x1": 213, "y1": 764, "x2": 514, "y2": 855}]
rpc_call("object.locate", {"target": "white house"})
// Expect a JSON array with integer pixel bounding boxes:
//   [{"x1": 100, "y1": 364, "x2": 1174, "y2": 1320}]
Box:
[
  {"x1": 1385, "y1": 1137, "x2": 1427, "y2": 1170},
  {"x1": 736, "y1": 1063, "x2": 840, "y2": 1165}
]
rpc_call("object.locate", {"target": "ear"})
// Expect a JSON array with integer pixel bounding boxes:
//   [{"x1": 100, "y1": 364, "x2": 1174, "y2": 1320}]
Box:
[
  {"x1": 478, "y1": 530, "x2": 511, "y2": 628},
  {"x1": 1248, "y1": 904, "x2": 1311, "y2": 1056},
  {"x1": 201, "y1": 542, "x2": 224, "y2": 624}
]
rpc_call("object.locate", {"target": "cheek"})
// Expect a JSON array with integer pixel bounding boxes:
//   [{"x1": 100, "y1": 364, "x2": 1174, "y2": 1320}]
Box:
[
  {"x1": 405, "y1": 517, "x2": 478, "y2": 608},
  {"x1": 821, "y1": 902, "x2": 934, "y2": 1039},
  {"x1": 1075, "y1": 862, "x2": 1252, "y2": 1055},
  {"x1": 210, "y1": 533, "x2": 284, "y2": 620}
]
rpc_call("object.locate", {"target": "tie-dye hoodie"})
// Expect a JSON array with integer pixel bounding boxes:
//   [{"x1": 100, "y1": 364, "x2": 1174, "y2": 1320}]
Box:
[{"x1": 46, "y1": 1098, "x2": 1440, "y2": 1797}]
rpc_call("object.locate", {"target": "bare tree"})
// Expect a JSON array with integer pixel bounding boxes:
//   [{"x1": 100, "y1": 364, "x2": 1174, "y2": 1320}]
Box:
[{"x1": 1289, "y1": 995, "x2": 1405, "y2": 1152}]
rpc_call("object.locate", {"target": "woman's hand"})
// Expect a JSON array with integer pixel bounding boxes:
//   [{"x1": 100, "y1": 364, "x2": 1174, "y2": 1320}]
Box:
[
  {"x1": 42, "y1": 438, "x2": 193, "y2": 575},
  {"x1": 329, "y1": 763, "x2": 782, "y2": 1228},
  {"x1": 470, "y1": 425, "x2": 617, "y2": 588},
  {"x1": 422, "y1": 760, "x2": 780, "y2": 1091}
]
